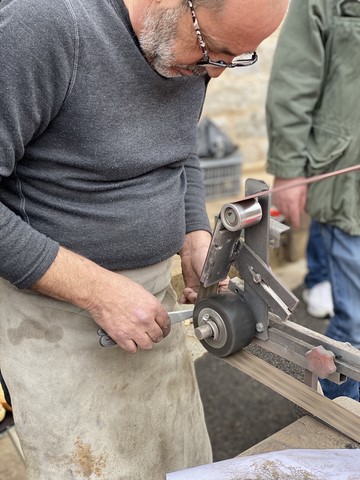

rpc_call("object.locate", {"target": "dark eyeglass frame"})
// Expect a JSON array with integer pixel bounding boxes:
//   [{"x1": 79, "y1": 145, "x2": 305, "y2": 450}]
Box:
[{"x1": 187, "y1": 0, "x2": 258, "y2": 68}]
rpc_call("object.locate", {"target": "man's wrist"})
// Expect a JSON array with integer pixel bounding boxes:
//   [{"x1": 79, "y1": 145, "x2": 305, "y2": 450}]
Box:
[{"x1": 179, "y1": 230, "x2": 211, "y2": 257}]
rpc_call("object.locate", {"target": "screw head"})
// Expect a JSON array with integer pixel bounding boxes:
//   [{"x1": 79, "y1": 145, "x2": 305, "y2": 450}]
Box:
[{"x1": 253, "y1": 273, "x2": 262, "y2": 283}]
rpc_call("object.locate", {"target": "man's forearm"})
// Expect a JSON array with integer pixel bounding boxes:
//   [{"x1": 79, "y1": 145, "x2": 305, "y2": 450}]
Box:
[
  {"x1": 31, "y1": 246, "x2": 171, "y2": 353},
  {"x1": 31, "y1": 246, "x2": 107, "y2": 311}
]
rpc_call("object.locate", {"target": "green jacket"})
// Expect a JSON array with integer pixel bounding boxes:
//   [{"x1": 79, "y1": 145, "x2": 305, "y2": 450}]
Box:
[{"x1": 266, "y1": 0, "x2": 360, "y2": 235}]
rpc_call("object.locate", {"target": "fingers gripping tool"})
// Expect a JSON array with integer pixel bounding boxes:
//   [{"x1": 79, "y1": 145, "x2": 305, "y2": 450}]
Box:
[{"x1": 97, "y1": 308, "x2": 194, "y2": 347}]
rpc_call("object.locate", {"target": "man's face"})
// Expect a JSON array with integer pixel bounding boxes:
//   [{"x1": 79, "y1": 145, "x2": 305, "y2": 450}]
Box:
[
  {"x1": 138, "y1": 5, "x2": 207, "y2": 78},
  {"x1": 138, "y1": 0, "x2": 288, "y2": 79}
]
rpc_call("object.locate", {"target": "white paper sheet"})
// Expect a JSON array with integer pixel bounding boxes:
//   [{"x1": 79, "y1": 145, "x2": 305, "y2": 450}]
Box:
[{"x1": 166, "y1": 449, "x2": 360, "y2": 480}]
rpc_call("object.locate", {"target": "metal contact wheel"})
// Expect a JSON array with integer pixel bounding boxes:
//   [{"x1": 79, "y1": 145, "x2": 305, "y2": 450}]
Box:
[{"x1": 193, "y1": 292, "x2": 256, "y2": 358}]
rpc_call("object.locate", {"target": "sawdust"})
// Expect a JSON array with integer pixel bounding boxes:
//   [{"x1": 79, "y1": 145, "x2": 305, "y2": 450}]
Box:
[
  {"x1": 215, "y1": 458, "x2": 321, "y2": 480},
  {"x1": 252, "y1": 459, "x2": 320, "y2": 480},
  {"x1": 71, "y1": 437, "x2": 107, "y2": 478}
]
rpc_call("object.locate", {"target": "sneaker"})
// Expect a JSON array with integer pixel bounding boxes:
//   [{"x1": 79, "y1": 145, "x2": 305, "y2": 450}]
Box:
[{"x1": 302, "y1": 280, "x2": 334, "y2": 318}]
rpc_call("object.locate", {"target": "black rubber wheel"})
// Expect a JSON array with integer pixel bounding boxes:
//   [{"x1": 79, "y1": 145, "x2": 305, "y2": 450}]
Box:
[{"x1": 193, "y1": 292, "x2": 256, "y2": 358}]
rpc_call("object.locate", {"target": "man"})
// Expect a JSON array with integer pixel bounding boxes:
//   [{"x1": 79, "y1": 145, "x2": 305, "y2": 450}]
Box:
[
  {"x1": 266, "y1": 0, "x2": 360, "y2": 401},
  {"x1": 0, "y1": 0, "x2": 288, "y2": 477}
]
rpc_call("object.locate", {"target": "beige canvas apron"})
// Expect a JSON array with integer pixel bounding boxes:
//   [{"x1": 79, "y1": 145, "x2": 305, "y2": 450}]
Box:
[{"x1": 0, "y1": 259, "x2": 212, "y2": 479}]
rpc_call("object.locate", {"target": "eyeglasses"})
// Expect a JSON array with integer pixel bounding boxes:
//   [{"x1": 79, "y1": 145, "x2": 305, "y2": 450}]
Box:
[{"x1": 187, "y1": 0, "x2": 258, "y2": 68}]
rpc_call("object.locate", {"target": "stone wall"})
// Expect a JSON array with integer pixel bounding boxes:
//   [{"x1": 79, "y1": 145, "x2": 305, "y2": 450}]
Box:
[{"x1": 200, "y1": 30, "x2": 280, "y2": 173}]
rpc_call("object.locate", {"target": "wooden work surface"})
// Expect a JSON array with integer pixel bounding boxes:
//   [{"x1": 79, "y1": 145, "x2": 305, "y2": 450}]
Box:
[{"x1": 240, "y1": 396, "x2": 360, "y2": 457}]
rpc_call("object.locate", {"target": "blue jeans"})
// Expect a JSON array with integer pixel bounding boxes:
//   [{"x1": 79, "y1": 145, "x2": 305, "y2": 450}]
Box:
[
  {"x1": 304, "y1": 219, "x2": 329, "y2": 289},
  {"x1": 319, "y1": 225, "x2": 360, "y2": 401}
]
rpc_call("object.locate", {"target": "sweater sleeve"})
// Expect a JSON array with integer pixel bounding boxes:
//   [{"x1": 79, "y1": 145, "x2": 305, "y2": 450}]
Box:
[
  {"x1": 0, "y1": 0, "x2": 77, "y2": 288},
  {"x1": 184, "y1": 154, "x2": 211, "y2": 235},
  {"x1": 266, "y1": 0, "x2": 330, "y2": 178}
]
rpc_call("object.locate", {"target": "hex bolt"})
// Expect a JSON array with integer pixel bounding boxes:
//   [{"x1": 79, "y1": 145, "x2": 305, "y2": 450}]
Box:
[
  {"x1": 256, "y1": 322, "x2": 264, "y2": 333},
  {"x1": 253, "y1": 273, "x2": 262, "y2": 284}
]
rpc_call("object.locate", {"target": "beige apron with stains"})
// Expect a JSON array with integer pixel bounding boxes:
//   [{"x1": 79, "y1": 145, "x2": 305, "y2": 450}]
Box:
[{"x1": 0, "y1": 259, "x2": 212, "y2": 480}]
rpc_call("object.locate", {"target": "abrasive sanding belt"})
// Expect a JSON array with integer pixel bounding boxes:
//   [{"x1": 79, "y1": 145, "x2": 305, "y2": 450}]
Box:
[
  {"x1": 241, "y1": 164, "x2": 360, "y2": 201},
  {"x1": 225, "y1": 350, "x2": 360, "y2": 444}
]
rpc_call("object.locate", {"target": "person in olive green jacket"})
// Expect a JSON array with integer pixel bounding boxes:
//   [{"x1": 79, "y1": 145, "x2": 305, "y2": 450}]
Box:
[{"x1": 266, "y1": 0, "x2": 360, "y2": 400}]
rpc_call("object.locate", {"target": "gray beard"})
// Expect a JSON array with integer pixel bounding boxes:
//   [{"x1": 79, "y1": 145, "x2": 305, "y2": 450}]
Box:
[{"x1": 138, "y1": 7, "x2": 206, "y2": 78}]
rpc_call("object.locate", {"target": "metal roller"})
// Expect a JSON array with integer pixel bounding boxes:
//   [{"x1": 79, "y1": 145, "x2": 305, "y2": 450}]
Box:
[{"x1": 220, "y1": 199, "x2": 262, "y2": 232}]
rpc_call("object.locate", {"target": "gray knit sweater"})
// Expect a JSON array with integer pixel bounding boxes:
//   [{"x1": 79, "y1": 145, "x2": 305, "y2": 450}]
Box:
[{"x1": 0, "y1": 0, "x2": 211, "y2": 289}]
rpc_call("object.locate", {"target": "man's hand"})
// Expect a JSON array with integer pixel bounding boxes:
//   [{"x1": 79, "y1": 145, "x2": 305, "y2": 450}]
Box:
[
  {"x1": 32, "y1": 247, "x2": 170, "y2": 353},
  {"x1": 86, "y1": 270, "x2": 171, "y2": 353},
  {"x1": 272, "y1": 177, "x2": 307, "y2": 229},
  {"x1": 179, "y1": 230, "x2": 228, "y2": 304}
]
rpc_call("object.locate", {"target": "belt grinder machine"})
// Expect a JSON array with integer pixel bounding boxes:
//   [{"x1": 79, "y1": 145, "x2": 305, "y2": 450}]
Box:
[{"x1": 192, "y1": 178, "x2": 360, "y2": 443}]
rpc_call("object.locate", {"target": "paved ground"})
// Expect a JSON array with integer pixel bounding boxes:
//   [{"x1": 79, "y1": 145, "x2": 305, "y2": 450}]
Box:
[{"x1": 194, "y1": 284, "x2": 329, "y2": 461}]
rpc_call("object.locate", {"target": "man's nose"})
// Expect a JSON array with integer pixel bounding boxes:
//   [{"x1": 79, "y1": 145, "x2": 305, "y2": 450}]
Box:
[{"x1": 205, "y1": 66, "x2": 226, "y2": 78}]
